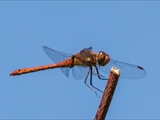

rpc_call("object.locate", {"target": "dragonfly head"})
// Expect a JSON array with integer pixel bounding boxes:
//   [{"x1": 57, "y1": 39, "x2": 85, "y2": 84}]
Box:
[{"x1": 97, "y1": 51, "x2": 110, "y2": 66}]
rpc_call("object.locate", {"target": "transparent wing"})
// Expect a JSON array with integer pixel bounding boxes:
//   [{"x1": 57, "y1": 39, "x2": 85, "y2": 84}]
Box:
[
  {"x1": 99, "y1": 58, "x2": 146, "y2": 79},
  {"x1": 72, "y1": 66, "x2": 89, "y2": 80},
  {"x1": 43, "y1": 46, "x2": 72, "y2": 77}
]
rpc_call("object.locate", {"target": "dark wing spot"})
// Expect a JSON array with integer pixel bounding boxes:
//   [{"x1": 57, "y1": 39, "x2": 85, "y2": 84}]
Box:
[{"x1": 137, "y1": 66, "x2": 144, "y2": 70}]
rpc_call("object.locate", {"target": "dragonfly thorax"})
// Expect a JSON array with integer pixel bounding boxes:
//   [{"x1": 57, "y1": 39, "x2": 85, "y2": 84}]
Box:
[{"x1": 97, "y1": 51, "x2": 110, "y2": 66}]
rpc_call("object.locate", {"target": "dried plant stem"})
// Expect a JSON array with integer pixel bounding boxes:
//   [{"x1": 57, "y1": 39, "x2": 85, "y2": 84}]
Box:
[{"x1": 94, "y1": 67, "x2": 120, "y2": 120}]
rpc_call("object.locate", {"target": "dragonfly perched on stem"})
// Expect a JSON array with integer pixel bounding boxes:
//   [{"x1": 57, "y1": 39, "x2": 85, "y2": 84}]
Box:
[{"x1": 10, "y1": 46, "x2": 146, "y2": 97}]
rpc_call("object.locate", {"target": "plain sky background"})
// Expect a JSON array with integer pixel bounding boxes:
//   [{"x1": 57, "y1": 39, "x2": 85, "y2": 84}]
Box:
[{"x1": 0, "y1": 1, "x2": 160, "y2": 119}]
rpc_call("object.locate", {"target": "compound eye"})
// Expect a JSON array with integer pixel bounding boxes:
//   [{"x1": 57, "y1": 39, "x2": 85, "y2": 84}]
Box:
[
  {"x1": 97, "y1": 51, "x2": 110, "y2": 66},
  {"x1": 99, "y1": 51, "x2": 105, "y2": 56}
]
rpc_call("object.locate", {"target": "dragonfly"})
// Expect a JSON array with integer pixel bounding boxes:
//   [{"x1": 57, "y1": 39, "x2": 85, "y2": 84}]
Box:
[{"x1": 10, "y1": 46, "x2": 146, "y2": 96}]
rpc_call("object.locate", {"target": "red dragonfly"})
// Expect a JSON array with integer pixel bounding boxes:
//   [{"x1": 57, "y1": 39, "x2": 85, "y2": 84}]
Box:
[{"x1": 10, "y1": 46, "x2": 146, "y2": 96}]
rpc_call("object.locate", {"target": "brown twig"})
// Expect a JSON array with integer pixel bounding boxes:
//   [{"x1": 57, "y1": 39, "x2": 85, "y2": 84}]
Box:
[{"x1": 94, "y1": 67, "x2": 120, "y2": 120}]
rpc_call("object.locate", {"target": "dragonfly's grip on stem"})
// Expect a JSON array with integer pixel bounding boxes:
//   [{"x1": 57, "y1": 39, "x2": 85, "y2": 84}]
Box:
[{"x1": 94, "y1": 67, "x2": 120, "y2": 120}]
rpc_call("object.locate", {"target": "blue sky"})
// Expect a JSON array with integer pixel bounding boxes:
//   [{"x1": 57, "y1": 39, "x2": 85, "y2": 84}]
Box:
[{"x1": 1, "y1": 1, "x2": 160, "y2": 119}]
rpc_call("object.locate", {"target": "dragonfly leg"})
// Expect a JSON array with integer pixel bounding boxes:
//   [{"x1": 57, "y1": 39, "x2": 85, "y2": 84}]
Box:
[
  {"x1": 84, "y1": 68, "x2": 100, "y2": 98},
  {"x1": 92, "y1": 71, "x2": 106, "y2": 79},
  {"x1": 95, "y1": 66, "x2": 108, "y2": 80},
  {"x1": 89, "y1": 67, "x2": 103, "y2": 93}
]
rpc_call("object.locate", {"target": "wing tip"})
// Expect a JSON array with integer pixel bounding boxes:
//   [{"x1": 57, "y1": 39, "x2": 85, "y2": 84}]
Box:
[
  {"x1": 42, "y1": 45, "x2": 48, "y2": 50},
  {"x1": 137, "y1": 66, "x2": 144, "y2": 70}
]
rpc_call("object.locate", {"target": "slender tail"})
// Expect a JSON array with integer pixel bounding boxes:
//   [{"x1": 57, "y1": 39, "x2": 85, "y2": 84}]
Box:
[{"x1": 9, "y1": 59, "x2": 73, "y2": 76}]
